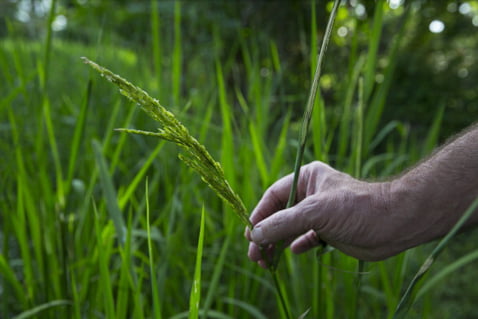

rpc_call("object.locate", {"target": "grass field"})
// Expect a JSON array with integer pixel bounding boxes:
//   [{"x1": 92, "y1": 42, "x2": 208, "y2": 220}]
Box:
[{"x1": 2, "y1": 1, "x2": 478, "y2": 318}]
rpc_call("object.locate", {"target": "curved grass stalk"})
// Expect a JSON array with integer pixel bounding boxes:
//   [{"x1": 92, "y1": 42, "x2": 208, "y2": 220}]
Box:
[
  {"x1": 268, "y1": 0, "x2": 341, "y2": 271},
  {"x1": 262, "y1": 2, "x2": 341, "y2": 318},
  {"x1": 393, "y1": 197, "x2": 478, "y2": 318},
  {"x1": 82, "y1": 57, "x2": 251, "y2": 229}
]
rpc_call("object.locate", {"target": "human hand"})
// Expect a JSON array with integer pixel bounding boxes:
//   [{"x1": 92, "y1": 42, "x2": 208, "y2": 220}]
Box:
[{"x1": 246, "y1": 161, "x2": 401, "y2": 266}]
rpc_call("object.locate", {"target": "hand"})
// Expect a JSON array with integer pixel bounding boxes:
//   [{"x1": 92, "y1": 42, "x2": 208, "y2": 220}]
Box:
[{"x1": 246, "y1": 161, "x2": 399, "y2": 266}]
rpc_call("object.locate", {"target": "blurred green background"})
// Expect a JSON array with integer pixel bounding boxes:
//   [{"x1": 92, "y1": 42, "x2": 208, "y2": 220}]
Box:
[{"x1": 2, "y1": 0, "x2": 477, "y2": 138}]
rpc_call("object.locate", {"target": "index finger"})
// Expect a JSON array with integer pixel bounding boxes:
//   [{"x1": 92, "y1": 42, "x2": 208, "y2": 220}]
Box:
[{"x1": 249, "y1": 173, "x2": 294, "y2": 226}]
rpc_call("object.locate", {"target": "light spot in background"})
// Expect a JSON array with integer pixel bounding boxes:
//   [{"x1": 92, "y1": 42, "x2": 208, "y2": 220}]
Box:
[
  {"x1": 429, "y1": 20, "x2": 445, "y2": 33},
  {"x1": 389, "y1": 0, "x2": 404, "y2": 10},
  {"x1": 337, "y1": 26, "x2": 348, "y2": 37},
  {"x1": 15, "y1": 0, "x2": 53, "y2": 22},
  {"x1": 458, "y1": 68, "x2": 469, "y2": 78},
  {"x1": 447, "y1": 3, "x2": 457, "y2": 12},
  {"x1": 15, "y1": 0, "x2": 69, "y2": 31},
  {"x1": 473, "y1": 16, "x2": 478, "y2": 27},
  {"x1": 260, "y1": 67, "x2": 270, "y2": 78},
  {"x1": 459, "y1": 2, "x2": 472, "y2": 15},
  {"x1": 16, "y1": 0, "x2": 31, "y2": 22},
  {"x1": 52, "y1": 14, "x2": 67, "y2": 31},
  {"x1": 375, "y1": 73, "x2": 384, "y2": 83},
  {"x1": 320, "y1": 74, "x2": 334, "y2": 90},
  {"x1": 355, "y1": 4, "x2": 366, "y2": 17}
]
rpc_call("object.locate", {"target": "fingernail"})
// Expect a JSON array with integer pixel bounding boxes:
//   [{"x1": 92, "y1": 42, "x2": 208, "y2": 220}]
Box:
[
  {"x1": 244, "y1": 227, "x2": 251, "y2": 240},
  {"x1": 251, "y1": 226, "x2": 264, "y2": 244}
]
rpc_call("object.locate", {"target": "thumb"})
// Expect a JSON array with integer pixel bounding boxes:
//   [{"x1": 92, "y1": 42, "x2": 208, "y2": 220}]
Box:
[{"x1": 250, "y1": 196, "x2": 318, "y2": 245}]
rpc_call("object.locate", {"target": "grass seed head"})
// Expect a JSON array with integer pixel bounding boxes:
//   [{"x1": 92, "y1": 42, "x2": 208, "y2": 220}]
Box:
[{"x1": 82, "y1": 57, "x2": 251, "y2": 228}]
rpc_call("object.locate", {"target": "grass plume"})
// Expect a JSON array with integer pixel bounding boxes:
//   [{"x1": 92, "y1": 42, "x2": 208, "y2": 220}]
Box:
[{"x1": 81, "y1": 57, "x2": 251, "y2": 229}]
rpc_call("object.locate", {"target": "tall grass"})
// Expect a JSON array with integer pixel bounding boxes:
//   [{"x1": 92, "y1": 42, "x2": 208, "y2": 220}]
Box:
[{"x1": 2, "y1": 1, "x2": 478, "y2": 318}]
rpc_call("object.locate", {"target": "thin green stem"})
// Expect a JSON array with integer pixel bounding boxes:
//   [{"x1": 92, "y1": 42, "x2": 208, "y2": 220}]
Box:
[
  {"x1": 265, "y1": 2, "x2": 341, "y2": 317},
  {"x1": 271, "y1": 270, "x2": 291, "y2": 319},
  {"x1": 354, "y1": 260, "x2": 366, "y2": 319},
  {"x1": 286, "y1": 0, "x2": 341, "y2": 209},
  {"x1": 268, "y1": 0, "x2": 340, "y2": 270},
  {"x1": 393, "y1": 197, "x2": 478, "y2": 318}
]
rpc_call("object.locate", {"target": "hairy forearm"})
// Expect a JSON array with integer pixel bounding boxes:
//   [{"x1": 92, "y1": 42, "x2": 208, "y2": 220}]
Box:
[{"x1": 390, "y1": 125, "x2": 478, "y2": 249}]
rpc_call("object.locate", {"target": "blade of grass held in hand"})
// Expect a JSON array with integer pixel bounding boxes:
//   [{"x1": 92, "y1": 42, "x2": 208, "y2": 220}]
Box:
[
  {"x1": 269, "y1": 0, "x2": 341, "y2": 271},
  {"x1": 82, "y1": 57, "x2": 251, "y2": 228}
]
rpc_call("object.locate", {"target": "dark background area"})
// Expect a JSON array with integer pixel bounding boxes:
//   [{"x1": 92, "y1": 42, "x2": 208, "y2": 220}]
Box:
[{"x1": 2, "y1": 0, "x2": 477, "y2": 141}]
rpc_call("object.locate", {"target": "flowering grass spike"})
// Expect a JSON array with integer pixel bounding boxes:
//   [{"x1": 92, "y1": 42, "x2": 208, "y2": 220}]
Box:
[{"x1": 82, "y1": 57, "x2": 251, "y2": 228}]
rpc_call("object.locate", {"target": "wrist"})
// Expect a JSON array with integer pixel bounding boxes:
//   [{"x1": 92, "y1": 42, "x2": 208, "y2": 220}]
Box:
[
  {"x1": 388, "y1": 175, "x2": 442, "y2": 250},
  {"x1": 366, "y1": 179, "x2": 423, "y2": 258}
]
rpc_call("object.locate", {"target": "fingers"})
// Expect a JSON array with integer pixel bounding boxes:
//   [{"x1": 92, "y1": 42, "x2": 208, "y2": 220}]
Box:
[
  {"x1": 247, "y1": 200, "x2": 324, "y2": 266},
  {"x1": 248, "y1": 161, "x2": 331, "y2": 227},
  {"x1": 250, "y1": 196, "x2": 319, "y2": 245},
  {"x1": 245, "y1": 161, "x2": 338, "y2": 266},
  {"x1": 248, "y1": 237, "x2": 296, "y2": 268},
  {"x1": 249, "y1": 173, "x2": 294, "y2": 226},
  {"x1": 247, "y1": 242, "x2": 272, "y2": 269},
  {"x1": 290, "y1": 229, "x2": 324, "y2": 254}
]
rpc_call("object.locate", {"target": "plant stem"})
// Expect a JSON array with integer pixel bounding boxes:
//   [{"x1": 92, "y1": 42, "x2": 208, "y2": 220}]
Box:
[
  {"x1": 286, "y1": 0, "x2": 340, "y2": 210},
  {"x1": 271, "y1": 270, "x2": 292, "y2": 319},
  {"x1": 266, "y1": 1, "x2": 341, "y2": 317},
  {"x1": 393, "y1": 197, "x2": 478, "y2": 318},
  {"x1": 268, "y1": 0, "x2": 340, "y2": 272}
]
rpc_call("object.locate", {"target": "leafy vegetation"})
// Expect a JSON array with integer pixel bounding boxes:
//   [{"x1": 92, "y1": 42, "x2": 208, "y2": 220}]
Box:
[{"x1": 1, "y1": 0, "x2": 478, "y2": 318}]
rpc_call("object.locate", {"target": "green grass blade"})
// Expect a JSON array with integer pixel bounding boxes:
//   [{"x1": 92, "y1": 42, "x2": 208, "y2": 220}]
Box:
[
  {"x1": 363, "y1": 5, "x2": 410, "y2": 150},
  {"x1": 202, "y1": 234, "x2": 231, "y2": 318},
  {"x1": 222, "y1": 297, "x2": 268, "y2": 319},
  {"x1": 172, "y1": 1, "x2": 182, "y2": 106},
  {"x1": 353, "y1": 260, "x2": 366, "y2": 319},
  {"x1": 249, "y1": 122, "x2": 269, "y2": 188},
  {"x1": 92, "y1": 204, "x2": 116, "y2": 318},
  {"x1": 417, "y1": 249, "x2": 478, "y2": 300},
  {"x1": 353, "y1": 77, "x2": 364, "y2": 178},
  {"x1": 65, "y1": 80, "x2": 92, "y2": 195},
  {"x1": 118, "y1": 141, "x2": 165, "y2": 210},
  {"x1": 150, "y1": 0, "x2": 162, "y2": 99},
  {"x1": 11, "y1": 300, "x2": 71, "y2": 319},
  {"x1": 215, "y1": 59, "x2": 236, "y2": 188},
  {"x1": 270, "y1": 112, "x2": 291, "y2": 179},
  {"x1": 311, "y1": 90, "x2": 327, "y2": 162},
  {"x1": 362, "y1": 0, "x2": 384, "y2": 102},
  {"x1": 394, "y1": 197, "x2": 478, "y2": 318},
  {"x1": 42, "y1": 97, "x2": 65, "y2": 207},
  {"x1": 422, "y1": 104, "x2": 445, "y2": 156},
  {"x1": 146, "y1": 178, "x2": 162, "y2": 319},
  {"x1": 337, "y1": 56, "x2": 365, "y2": 165},
  {"x1": 171, "y1": 310, "x2": 235, "y2": 319},
  {"x1": 189, "y1": 206, "x2": 206, "y2": 319},
  {"x1": 286, "y1": 0, "x2": 340, "y2": 210},
  {"x1": 116, "y1": 215, "x2": 134, "y2": 319},
  {"x1": 39, "y1": 0, "x2": 56, "y2": 89},
  {"x1": 92, "y1": 139, "x2": 126, "y2": 245},
  {"x1": 0, "y1": 254, "x2": 27, "y2": 308},
  {"x1": 309, "y1": 0, "x2": 317, "y2": 79}
]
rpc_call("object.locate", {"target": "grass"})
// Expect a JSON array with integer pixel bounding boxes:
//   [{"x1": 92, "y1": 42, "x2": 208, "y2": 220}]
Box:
[{"x1": 2, "y1": 1, "x2": 478, "y2": 318}]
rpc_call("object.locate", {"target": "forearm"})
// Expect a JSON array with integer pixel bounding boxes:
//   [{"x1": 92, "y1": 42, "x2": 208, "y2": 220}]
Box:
[{"x1": 391, "y1": 125, "x2": 478, "y2": 249}]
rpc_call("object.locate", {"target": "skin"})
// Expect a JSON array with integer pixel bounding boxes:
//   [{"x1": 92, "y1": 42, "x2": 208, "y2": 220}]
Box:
[{"x1": 246, "y1": 125, "x2": 478, "y2": 266}]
